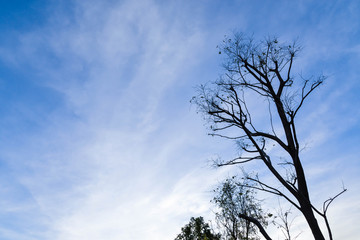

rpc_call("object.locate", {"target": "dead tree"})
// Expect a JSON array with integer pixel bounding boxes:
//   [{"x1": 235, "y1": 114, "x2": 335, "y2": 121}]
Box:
[{"x1": 192, "y1": 33, "x2": 346, "y2": 240}]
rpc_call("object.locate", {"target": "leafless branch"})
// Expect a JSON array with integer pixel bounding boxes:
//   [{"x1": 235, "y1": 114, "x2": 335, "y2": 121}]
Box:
[
  {"x1": 238, "y1": 213, "x2": 272, "y2": 240},
  {"x1": 245, "y1": 176, "x2": 301, "y2": 210},
  {"x1": 216, "y1": 156, "x2": 262, "y2": 167},
  {"x1": 293, "y1": 76, "x2": 325, "y2": 118},
  {"x1": 322, "y1": 188, "x2": 347, "y2": 240}
]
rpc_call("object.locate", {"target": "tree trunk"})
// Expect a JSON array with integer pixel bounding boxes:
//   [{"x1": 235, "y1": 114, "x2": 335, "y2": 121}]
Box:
[
  {"x1": 300, "y1": 202, "x2": 325, "y2": 240},
  {"x1": 293, "y1": 154, "x2": 325, "y2": 240}
]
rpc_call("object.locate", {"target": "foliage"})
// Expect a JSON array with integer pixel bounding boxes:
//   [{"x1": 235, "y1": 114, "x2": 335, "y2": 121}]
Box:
[
  {"x1": 213, "y1": 176, "x2": 269, "y2": 240},
  {"x1": 175, "y1": 216, "x2": 222, "y2": 240}
]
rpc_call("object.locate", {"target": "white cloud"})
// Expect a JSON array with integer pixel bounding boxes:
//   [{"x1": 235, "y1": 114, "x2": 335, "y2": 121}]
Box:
[
  {"x1": 0, "y1": 1, "x2": 219, "y2": 239},
  {"x1": 0, "y1": 0, "x2": 359, "y2": 239}
]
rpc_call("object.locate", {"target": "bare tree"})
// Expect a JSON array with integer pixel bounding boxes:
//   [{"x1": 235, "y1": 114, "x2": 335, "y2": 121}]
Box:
[
  {"x1": 272, "y1": 204, "x2": 302, "y2": 240},
  {"x1": 192, "y1": 33, "x2": 346, "y2": 240}
]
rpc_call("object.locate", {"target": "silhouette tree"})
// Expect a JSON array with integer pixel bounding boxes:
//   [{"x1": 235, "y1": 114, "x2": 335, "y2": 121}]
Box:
[
  {"x1": 192, "y1": 33, "x2": 346, "y2": 240},
  {"x1": 213, "y1": 176, "x2": 270, "y2": 240},
  {"x1": 175, "y1": 216, "x2": 221, "y2": 240}
]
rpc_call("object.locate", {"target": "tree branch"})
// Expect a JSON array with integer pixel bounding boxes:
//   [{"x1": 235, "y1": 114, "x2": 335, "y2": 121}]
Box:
[{"x1": 238, "y1": 213, "x2": 272, "y2": 240}]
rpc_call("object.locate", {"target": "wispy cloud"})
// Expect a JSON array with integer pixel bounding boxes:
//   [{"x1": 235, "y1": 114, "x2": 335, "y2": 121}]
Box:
[
  {"x1": 0, "y1": 0, "x2": 216, "y2": 239},
  {"x1": 0, "y1": 0, "x2": 359, "y2": 239}
]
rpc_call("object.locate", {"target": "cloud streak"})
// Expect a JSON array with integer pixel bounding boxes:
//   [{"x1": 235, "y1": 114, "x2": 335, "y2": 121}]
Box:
[{"x1": 0, "y1": 0, "x2": 359, "y2": 239}]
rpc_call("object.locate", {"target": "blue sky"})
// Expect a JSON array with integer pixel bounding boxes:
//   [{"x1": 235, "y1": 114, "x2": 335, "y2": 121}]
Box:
[{"x1": 0, "y1": 0, "x2": 359, "y2": 239}]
